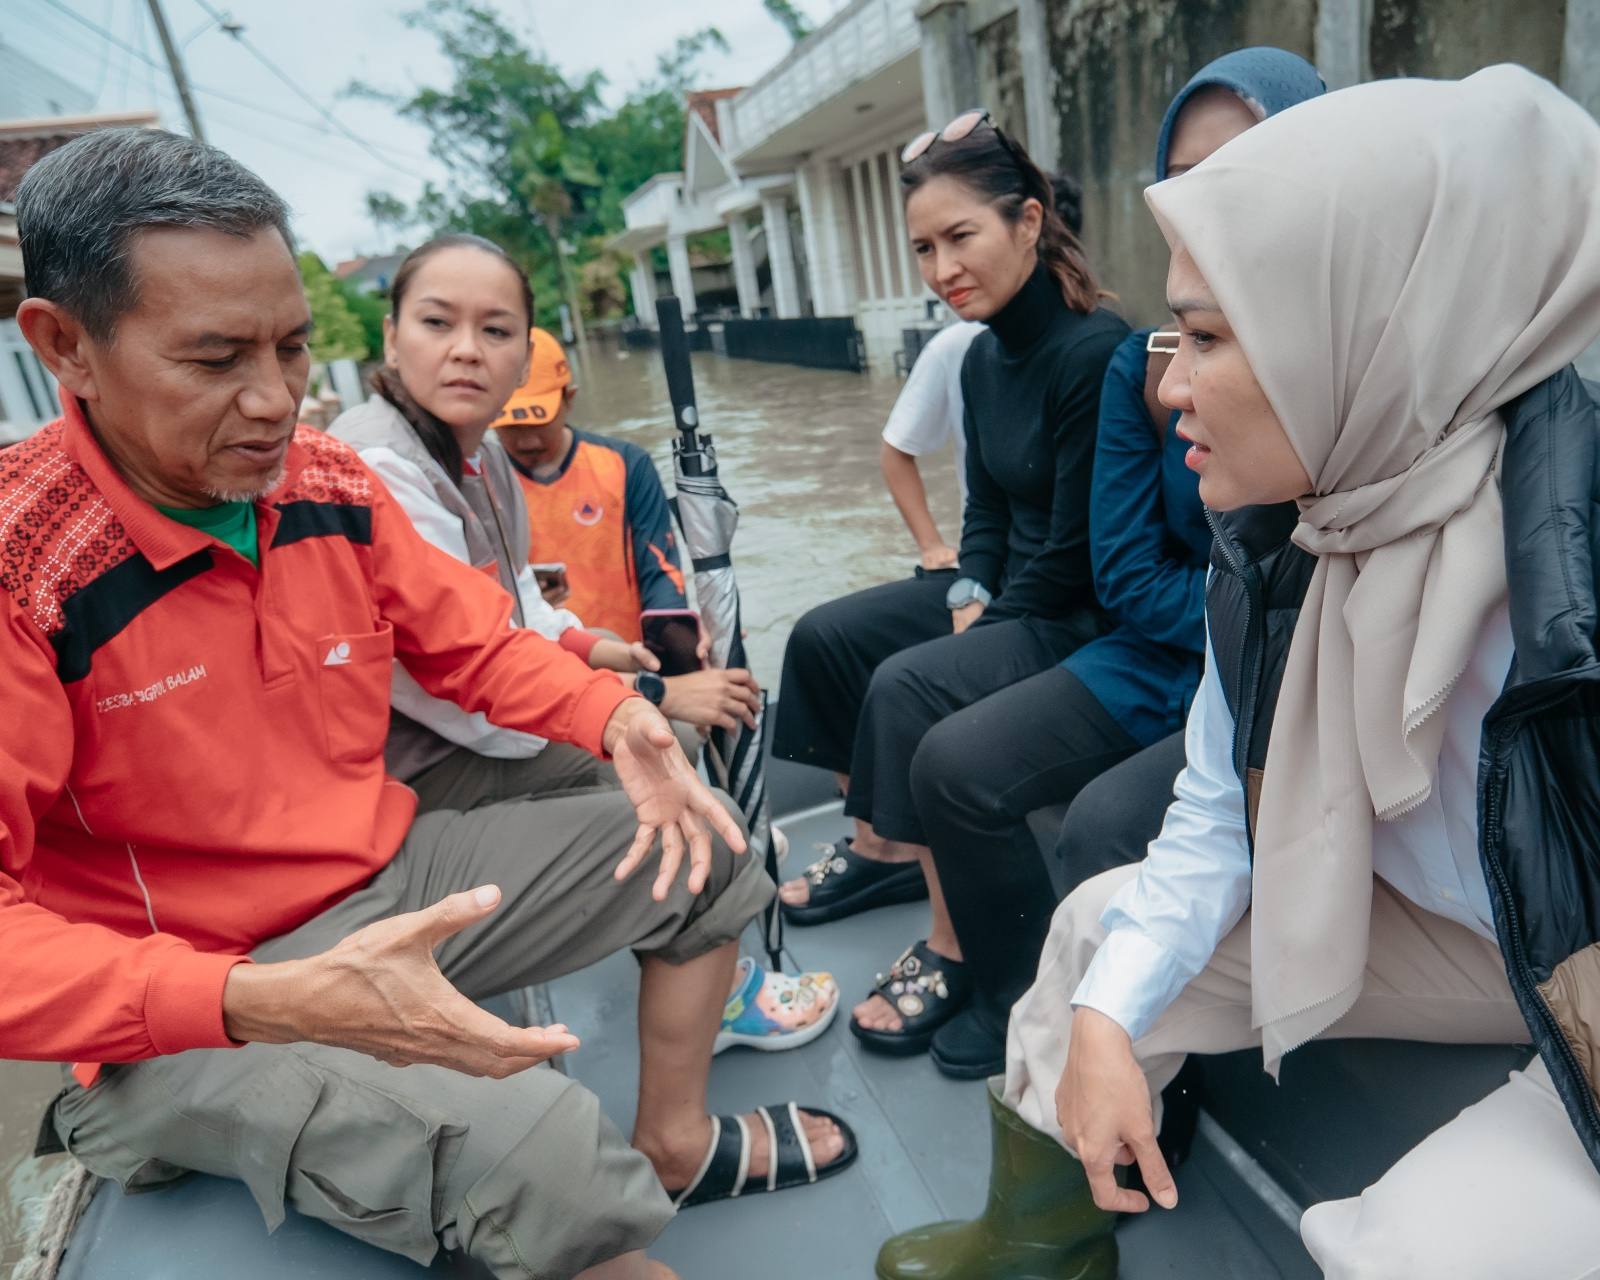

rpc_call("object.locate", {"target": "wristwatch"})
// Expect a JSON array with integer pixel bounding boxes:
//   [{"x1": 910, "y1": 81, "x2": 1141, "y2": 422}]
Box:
[
  {"x1": 635, "y1": 670, "x2": 667, "y2": 706},
  {"x1": 945, "y1": 577, "x2": 993, "y2": 610}
]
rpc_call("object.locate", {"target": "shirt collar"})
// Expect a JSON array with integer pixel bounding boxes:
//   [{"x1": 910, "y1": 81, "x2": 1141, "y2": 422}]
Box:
[{"x1": 57, "y1": 387, "x2": 306, "y2": 571}]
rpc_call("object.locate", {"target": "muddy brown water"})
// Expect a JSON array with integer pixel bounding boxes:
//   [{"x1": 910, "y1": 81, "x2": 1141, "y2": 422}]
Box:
[{"x1": 0, "y1": 341, "x2": 959, "y2": 1266}]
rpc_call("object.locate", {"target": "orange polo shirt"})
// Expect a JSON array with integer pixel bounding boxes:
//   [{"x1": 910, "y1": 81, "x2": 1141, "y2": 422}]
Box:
[{"x1": 0, "y1": 395, "x2": 634, "y2": 1066}]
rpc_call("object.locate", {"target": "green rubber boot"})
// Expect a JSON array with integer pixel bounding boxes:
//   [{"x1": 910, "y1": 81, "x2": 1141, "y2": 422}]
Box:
[{"x1": 874, "y1": 1084, "x2": 1117, "y2": 1280}]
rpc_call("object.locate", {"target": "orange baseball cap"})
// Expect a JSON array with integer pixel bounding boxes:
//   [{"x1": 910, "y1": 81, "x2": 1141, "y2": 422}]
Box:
[{"x1": 492, "y1": 327, "x2": 572, "y2": 428}]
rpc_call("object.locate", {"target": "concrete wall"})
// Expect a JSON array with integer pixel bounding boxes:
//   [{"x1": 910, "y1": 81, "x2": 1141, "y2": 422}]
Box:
[
  {"x1": 1370, "y1": 0, "x2": 1565, "y2": 80},
  {"x1": 973, "y1": 11, "x2": 1031, "y2": 147},
  {"x1": 1045, "y1": 0, "x2": 1317, "y2": 326},
  {"x1": 1040, "y1": 0, "x2": 1575, "y2": 327}
]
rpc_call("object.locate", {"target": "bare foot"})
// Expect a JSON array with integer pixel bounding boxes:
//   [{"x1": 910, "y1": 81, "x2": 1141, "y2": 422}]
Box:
[
  {"x1": 639, "y1": 1109, "x2": 846, "y2": 1192},
  {"x1": 851, "y1": 992, "x2": 903, "y2": 1033},
  {"x1": 778, "y1": 837, "x2": 919, "y2": 907}
]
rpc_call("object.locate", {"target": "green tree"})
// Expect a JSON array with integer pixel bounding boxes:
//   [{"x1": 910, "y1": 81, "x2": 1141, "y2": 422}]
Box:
[
  {"x1": 350, "y1": 2, "x2": 726, "y2": 328},
  {"x1": 762, "y1": 0, "x2": 813, "y2": 43},
  {"x1": 297, "y1": 253, "x2": 370, "y2": 362},
  {"x1": 344, "y1": 286, "x2": 389, "y2": 360}
]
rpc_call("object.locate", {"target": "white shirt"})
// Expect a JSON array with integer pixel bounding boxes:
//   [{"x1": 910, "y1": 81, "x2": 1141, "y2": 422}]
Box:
[
  {"x1": 881, "y1": 321, "x2": 983, "y2": 503},
  {"x1": 362, "y1": 445, "x2": 587, "y2": 759},
  {"x1": 1073, "y1": 598, "x2": 1515, "y2": 1041}
]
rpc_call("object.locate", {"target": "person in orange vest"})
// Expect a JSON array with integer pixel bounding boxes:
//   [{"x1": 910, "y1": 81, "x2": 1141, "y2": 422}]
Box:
[{"x1": 493, "y1": 329, "x2": 687, "y2": 642}]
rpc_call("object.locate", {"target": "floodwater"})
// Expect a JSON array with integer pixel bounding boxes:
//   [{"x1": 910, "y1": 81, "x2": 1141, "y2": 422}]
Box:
[{"x1": 0, "y1": 340, "x2": 960, "y2": 1267}]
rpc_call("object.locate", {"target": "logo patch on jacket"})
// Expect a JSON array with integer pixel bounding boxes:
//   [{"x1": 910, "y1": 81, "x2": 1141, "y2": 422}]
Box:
[
  {"x1": 573, "y1": 501, "x2": 604, "y2": 527},
  {"x1": 323, "y1": 642, "x2": 352, "y2": 666}
]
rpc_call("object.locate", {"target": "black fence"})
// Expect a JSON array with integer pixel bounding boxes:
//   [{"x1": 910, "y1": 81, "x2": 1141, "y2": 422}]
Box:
[
  {"x1": 716, "y1": 317, "x2": 866, "y2": 372},
  {"x1": 619, "y1": 313, "x2": 867, "y2": 372}
]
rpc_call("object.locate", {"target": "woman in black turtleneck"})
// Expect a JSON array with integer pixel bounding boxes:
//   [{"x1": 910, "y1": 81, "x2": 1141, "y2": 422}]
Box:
[{"x1": 771, "y1": 113, "x2": 1128, "y2": 1070}]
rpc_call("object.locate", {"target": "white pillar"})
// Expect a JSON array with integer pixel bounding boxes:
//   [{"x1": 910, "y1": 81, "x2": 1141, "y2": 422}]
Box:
[
  {"x1": 726, "y1": 213, "x2": 761, "y2": 317},
  {"x1": 1315, "y1": 0, "x2": 1370, "y2": 90},
  {"x1": 847, "y1": 162, "x2": 880, "y2": 299},
  {"x1": 761, "y1": 194, "x2": 801, "y2": 319},
  {"x1": 1017, "y1": 0, "x2": 1060, "y2": 171},
  {"x1": 917, "y1": 0, "x2": 978, "y2": 128},
  {"x1": 630, "y1": 251, "x2": 658, "y2": 325},
  {"x1": 666, "y1": 234, "x2": 697, "y2": 318},
  {"x1": 864, "y1": 150, "x2": 900, "y2": 298},
  {"x1": 796, "y1": 159, "x2": 859, "y2": 318},
  {"x1": 886, "y1": 151, "x2": 922, "y2": 305}
]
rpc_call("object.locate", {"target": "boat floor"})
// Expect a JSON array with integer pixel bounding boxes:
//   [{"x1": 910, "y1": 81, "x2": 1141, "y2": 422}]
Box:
[
  {"x1": 552, "y1": 801, "x2": 1318, "y2": 1280},
  {"x1": 57, "y1": 799, "x2": 1318, "y2": 1280}
]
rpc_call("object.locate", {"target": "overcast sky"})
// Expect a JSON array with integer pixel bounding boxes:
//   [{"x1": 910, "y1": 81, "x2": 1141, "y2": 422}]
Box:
[{"x1": 8, "y1": 0, "x2": 844, "y2": 260}]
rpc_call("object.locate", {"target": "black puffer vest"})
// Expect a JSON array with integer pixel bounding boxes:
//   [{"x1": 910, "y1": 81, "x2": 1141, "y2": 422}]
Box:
[{"x1": 1205, "y1": 367, "x2": 1600, "y2": 1174}]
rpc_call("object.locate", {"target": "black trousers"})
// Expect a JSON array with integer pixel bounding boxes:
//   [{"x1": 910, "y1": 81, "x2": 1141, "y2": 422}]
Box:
[
  {"x1": 916, "y1": 667, "x2": 1138, "y2": 1014},
  {"x1": 771, "y1": 571, "x2": 955, "y2": 774},
  {"x1": 843, "y1": 610, "x2": 1106, "y2": 845},
  {"x1": 1048, "y1": 728, "x2": 1187, "y2": 892}
]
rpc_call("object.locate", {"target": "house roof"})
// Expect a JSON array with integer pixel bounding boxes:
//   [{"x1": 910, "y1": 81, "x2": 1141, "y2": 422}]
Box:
[
  {"x1": 334, "y1": 249, "x2": 409, "y2": 291},
  {"x1": 0, "y1": 111, "x2": 161, "y2": 204},
  {"x1": 684, "y1": 88, "x2": 743, "y2": 147}
]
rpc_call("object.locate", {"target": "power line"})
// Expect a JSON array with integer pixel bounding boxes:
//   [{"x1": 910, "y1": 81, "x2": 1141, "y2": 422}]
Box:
[
  {"x1": 190, "y1": 79, "x2": 431, "y2": 165},
  {"x1": 32, "y1": 0, "x2": 428, "y2": 167},
  {"x1": 188, "y1": 0, "x2": 411, "y2": 175},
  {"x1": 87, "y1": 0, "x2": 115, "y2": 101},
  {"x1": 145, "y1": 0, "x2": 207, "y2": 140}
]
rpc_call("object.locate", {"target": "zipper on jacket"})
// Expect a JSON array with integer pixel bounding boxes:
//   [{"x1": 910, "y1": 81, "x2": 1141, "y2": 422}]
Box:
[{"x1": 1204, "y1": 507, "x2": 1266, "y2": 787}]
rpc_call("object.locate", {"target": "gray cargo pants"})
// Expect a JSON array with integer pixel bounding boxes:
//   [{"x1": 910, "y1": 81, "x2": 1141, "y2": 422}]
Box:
[{"x1": 52, "y1": 782, "x2": 773, "y2": 1279}]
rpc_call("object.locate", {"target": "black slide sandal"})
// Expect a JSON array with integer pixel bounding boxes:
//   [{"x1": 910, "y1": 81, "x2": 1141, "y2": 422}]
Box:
[
  {"x1": 781, "y1": 838, "x2": 929, "y2": 926},
  {"x1": 849, "y1": 941, "x2": 971, "y2": 1056},
  {"x1": 670, "y1": 1103, "x2": 859, "y2": 1208}
]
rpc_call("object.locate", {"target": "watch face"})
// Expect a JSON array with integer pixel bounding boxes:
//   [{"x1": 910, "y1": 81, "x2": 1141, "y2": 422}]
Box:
[{"x1": 637, "y1": 671, "x2": 666, "y2": 705}]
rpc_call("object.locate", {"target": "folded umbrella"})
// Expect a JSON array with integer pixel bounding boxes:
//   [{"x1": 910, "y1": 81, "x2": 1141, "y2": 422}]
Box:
[{"x1": 655, "y1": 298, "x2": 782, "y2": 969}]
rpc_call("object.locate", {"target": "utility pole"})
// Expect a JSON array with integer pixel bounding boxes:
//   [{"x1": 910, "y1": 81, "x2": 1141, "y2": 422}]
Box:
[
  {"x1": 544, "y1": 214, "x2": 589, "y2": 346},
  {"x1": 145, "y1": 0, "x2": 207, "y2": 142}
]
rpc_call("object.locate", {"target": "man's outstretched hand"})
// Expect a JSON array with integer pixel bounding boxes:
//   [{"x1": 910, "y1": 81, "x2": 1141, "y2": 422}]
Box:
[
  {"x1": 605, "y1": 698, "x2": 747, "y2": 900},
  {"x1": 222, "y1": 885, "x2": 580, "y2": 1076}
]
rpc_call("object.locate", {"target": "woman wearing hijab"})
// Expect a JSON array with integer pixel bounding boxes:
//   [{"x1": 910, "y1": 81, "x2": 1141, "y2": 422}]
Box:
[
  {"x1": 853, "y1": 47, "x2": 1327, "y2": 1083},
  {"x1": 876, "y1": 65, "x2": 1600, "y2": 1280}
]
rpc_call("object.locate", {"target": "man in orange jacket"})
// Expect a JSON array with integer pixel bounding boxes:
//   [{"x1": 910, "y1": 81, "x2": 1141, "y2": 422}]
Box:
[
  {"x1": 4, "y1": 129, "x2": 850, "y2": 1279},
  {"x1": 493, "y1": 328, "x2": 688, "y2": 642}
]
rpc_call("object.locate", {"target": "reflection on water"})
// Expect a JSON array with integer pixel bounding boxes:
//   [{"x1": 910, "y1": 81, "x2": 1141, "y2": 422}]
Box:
[
  {"x1": 574, "y1": 341, "x2": 962, "y2": 685},
  {"x1": 0, "y1": 341, "x2": 960, "y2": 1263}
]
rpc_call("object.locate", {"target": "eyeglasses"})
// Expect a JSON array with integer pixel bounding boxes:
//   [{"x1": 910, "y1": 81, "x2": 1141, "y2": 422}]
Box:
[{"x1": 902, "y1": 108, "x2": 1025, "y2": 169}]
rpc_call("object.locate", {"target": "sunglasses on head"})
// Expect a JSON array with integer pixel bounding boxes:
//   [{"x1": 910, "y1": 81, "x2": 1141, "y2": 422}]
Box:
[{"x1": 901, "y1": 108, "x2": 1028, "y2": 169}]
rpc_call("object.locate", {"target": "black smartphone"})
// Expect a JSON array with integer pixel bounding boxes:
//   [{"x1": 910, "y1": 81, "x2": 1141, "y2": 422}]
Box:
[{"x1": 640, "y1": 609, "x2": 704, "y2": 677}]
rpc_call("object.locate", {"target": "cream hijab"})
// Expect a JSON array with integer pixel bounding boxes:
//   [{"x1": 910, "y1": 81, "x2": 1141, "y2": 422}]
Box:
[{"x1": 1147, "y1": 65, "x2": 1600, "y2": 1072}]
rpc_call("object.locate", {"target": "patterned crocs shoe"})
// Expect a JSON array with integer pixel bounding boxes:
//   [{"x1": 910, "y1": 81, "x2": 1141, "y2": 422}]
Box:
[{"x1": 713, "y1": 955, "x2": 840, "y2": 1054}]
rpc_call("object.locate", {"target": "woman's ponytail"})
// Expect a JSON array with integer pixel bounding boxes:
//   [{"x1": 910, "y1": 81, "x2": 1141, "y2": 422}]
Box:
[{"x1": 369, "y1": 363, "x2": 465, "y2": 485}]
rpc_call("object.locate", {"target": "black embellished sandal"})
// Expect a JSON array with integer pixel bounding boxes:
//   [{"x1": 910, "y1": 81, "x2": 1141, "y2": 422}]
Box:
[
  {"x1": 780, "y1": 838, "x2": 929, "y2": 926},
  {"x1": 848, "y1": 941, "x2": 971, "y2": 1056},
  {"x1": 669, "y1": 1102, "x2": 859, "y2": 1208}
]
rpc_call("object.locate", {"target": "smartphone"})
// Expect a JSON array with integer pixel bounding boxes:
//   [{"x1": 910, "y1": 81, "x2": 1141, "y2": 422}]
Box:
[
  {"x1": 640, "y1": 609, "x2": 704, "y2": 677},
  {"x1": 531, "y1": 562, "x2": 569, "y2": 602}
]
